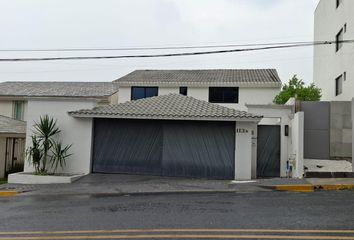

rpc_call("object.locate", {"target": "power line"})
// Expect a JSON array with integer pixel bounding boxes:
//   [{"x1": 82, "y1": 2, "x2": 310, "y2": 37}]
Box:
[
  {"x1": 0, "y1": 40, "x2": 352, "y2": 62},
  {"x1": 0, "y1": 41, "x2": 318, "y2": 52}
]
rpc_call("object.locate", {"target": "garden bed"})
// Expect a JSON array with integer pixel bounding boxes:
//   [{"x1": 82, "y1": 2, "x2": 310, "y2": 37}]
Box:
[{"x1": 8, "y1": 172, "x2": 85, "y2": 184}]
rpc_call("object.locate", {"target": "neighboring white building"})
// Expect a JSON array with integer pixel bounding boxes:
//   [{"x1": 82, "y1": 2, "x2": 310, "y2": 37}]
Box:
[
  {"x1": 0, "y1": 81, "x2": 118, "y2": 178},
  {"x1": 0, "y1": 81, "x2": 119, "y2": 121},
  {"x1": 314, "y1": 0, "x2": 354, "y2": 101},
  {"x1": 114, "y1": 69, "x2": 281, "y2": 111}
]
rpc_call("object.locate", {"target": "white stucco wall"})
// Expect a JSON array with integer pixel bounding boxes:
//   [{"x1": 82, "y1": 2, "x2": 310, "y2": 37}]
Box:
[
  {"x1": 314, "y1": 0, "x2": 354, "y2": 101},
  {"x1": 24, "y1": 99, "x2": 95, "y2": 174},
  {"x1": 118, "y1": 86, "x2": 132, "y2": 103},
  {"x1": 118, "y1": 86, "x2": 279, "y2": 111},
  {"x1": 234, "y1": 121, "x2": 256, "y2": 180},
  {"x1": 158, "y1": 87, "x2": 179, "y2": 95},
  {"x1": 0, "y1": 101, "x2": 13, "y2": 118}
]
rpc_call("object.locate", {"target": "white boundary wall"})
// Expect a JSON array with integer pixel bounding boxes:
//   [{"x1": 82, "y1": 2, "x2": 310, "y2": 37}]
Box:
[
  {"x1": 24, "y1": 99, "x2": 95, "y2": 174},
  {"x1": 247, "y1": 105, "x2": 292, "y2": 177},
  {"x1": 247, "y1": 105, "x2": 305, "y2": 178},
  {"x1": 291, "y1": 112, "x2": 304, "y2": 178}
]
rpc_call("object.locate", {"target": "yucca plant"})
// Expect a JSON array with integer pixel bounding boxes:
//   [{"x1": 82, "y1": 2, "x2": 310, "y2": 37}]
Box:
[
  {"x1": 51, "y1": 142, "x2": 72, "y2": 173},
  {"x1": 26, "y1": 136, "x2": 43, "y2": 174},
  {"x1": 33, "y1": 115, "x2": 61, "y2": 173},
  {"x1": 27, "y1": 115, "x2": 72, "y2": 175}
]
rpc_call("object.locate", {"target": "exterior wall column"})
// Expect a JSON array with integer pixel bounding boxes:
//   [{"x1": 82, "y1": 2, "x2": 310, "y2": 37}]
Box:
[
  {"x1": 235, "y1": 121, "x2": 253, "y2": 180},
  {"x1": 352, "y1": 98, "x2": 354, "y2": 172},
  {"x1": 291, "y1": 112, "x2": 304, "y2": 178}
]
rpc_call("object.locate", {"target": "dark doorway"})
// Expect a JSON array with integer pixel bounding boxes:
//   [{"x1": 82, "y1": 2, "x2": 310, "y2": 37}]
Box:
[
  {"x1": 257, "y1": 125, "x2": 281, "y2": 177},
  {"x1": 5, "y1": 137, "x2": 25, "y2": 177}
]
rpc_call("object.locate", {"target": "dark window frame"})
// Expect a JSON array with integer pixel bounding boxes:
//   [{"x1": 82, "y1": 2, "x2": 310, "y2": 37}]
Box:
[
  {"x1": 336, "y1": 28, "x2": 344, "y2": 52},
  {"x1": 336, "y1": 0, "x2": 342, "y2": 8},
  {"x1": 131, "y1": 86, "x2": 158, "y2": 100},
  {"x1": 208, "y1": 87, "x2": 239, "y2": 103},
  {"x1": 13, "y1": 100, "x2": 25, "y2": 120},
  {"x1": 179, "y1": 87, "x2": 188, "y2": 96},
  {"x1": 335, "y1": 75, "x2": 343, "y2": 96}
]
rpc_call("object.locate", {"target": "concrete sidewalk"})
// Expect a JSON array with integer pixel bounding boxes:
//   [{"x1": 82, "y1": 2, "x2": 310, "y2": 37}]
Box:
[{"x1": 0, "y1": 174, "x2": 354, "y2": 197}]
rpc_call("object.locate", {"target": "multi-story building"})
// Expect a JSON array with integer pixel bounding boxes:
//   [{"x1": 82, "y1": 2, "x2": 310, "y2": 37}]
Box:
[{"x1": 314, "y1": 0, "x2": 354, "y2": 101}]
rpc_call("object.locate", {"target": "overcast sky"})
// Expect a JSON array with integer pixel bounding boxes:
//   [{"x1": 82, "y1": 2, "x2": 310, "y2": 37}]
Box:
[{"x1": 0, "y1": 0, "x2": 320, "y2": 84}]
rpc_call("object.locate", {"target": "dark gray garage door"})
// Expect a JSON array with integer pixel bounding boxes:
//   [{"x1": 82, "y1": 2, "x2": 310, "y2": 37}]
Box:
[
  {"x1": 257, "y1": 125, "x2": 280, "y2": 178},
  {"x1": 92, "y1": 119, "x2": 235, "y2": 180}
]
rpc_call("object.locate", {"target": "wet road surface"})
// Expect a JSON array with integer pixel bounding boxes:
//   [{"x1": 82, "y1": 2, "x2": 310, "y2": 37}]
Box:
[{"x1": 0, "y1": 191, "x2": 354, "y2": 239}]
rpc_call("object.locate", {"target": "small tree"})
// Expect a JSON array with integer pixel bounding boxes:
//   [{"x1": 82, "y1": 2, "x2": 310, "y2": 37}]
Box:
[
  {"x1": 34, "y1": 115, "x2": 61, "y2": 173},
  {"x1": 26, "y1": 115, "x2": 72, "y2": 175},
  {"x1": 273, "y1": 75, "x2": 322, "y2": 104}
]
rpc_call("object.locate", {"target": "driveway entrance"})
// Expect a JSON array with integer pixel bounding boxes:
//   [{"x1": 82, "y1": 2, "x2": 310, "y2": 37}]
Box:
[{"x1": 92, "y1": 118, "x2": 235, "y2": 180}]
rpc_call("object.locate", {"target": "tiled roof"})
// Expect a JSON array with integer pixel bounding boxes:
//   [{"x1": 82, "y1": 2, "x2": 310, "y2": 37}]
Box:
[
  {"x1": 69, "y1": 94, "x2": 262, "y2": 121},
  {"x1": 0, "y1": 115, "x2": 26, "y2": 135},
  {"x1": 0, "y1": 81, "x2": 118, "y2": 98},
  {"x1": 114, "y1": 69, "x2": 281, "y2": 87}
]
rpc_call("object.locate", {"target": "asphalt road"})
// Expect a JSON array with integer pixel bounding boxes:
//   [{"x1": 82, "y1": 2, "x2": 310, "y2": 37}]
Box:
[{"x1": 0, "y1": 191, "x2": 354, "y2": 239}]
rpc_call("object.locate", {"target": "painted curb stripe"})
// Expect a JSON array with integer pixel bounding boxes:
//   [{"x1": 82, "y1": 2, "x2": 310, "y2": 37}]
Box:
[
  {"x1": 1, "y1": 229, "x2": 354, "y2": 235},
  {"x1": 0, "y1": 191, "x2": 17, "y2": 197},
  {"x1": 274, "y1": 185, "x2": 314, "y2": 192}
]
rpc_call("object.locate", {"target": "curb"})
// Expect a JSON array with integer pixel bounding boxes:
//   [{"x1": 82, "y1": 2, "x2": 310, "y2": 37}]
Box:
[
  {"x1": 271, "y1": 184, "x2": 354, "y2": 192},
  {"x1": 274, "y1": 185, "x2": 314, "y2": 192},
  {"x1": 90, "y1": 189, "x2": 238, "y2": 198},
  {"x1": 2, "y1": 189, "x2": 239, "y2": 198},
  {"x1": 0, "y1": 191, "x2": 18, "y2": 197},
  {"x1": 314, "y1": 184, "x2": 354, "y2": 191}
]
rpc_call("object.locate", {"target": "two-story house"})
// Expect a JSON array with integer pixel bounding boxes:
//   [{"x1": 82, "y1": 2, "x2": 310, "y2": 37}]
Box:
[
  {"x1": 3, "y1": 69, "x2": 290, "y2": 181},
  {"x1": 114, "y1": 69, "x2": 282, "y2": 110}
]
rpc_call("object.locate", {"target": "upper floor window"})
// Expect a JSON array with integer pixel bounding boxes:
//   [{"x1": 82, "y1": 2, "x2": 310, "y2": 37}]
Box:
[
  {"x1": 179, "y1": 87, "x2": 188, "y2": 96},
  {"x1": 209, "y1": 87, "x2": 239, "y2": 103},
  {"x1": 13, "y1": 101, "x2": 24, "y2": 120},
  {"x1": 336, "y1": 28, "x2": 344, "y2": 52},
  {"x1": 335, "y1": 74, "x2": 343, "y2": 96},
  {"x1": 131, "y1": 87, "x2": 158, "y2": 100},
  {"x1": 336, "y1": 0, "x2": 342, "y2": 8}
]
